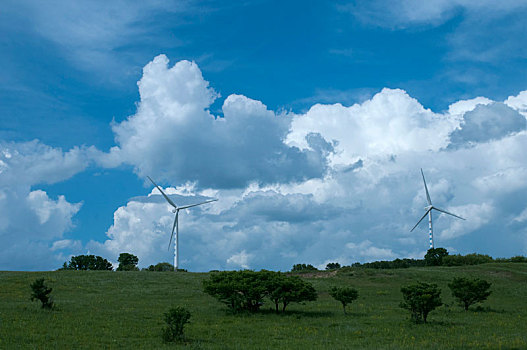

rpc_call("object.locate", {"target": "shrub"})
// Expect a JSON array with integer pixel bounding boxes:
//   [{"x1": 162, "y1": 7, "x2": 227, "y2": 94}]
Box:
[
  {"x1": 291, "y1": 263, "x2": 318, "y2": 272},
  {"x1": 203, "y1": 270, "x2": 267, "y2": 312},
  {"x1": 30, "y1": 278, "x2": 54, "y2": 309},
  {"x1": 117, "y1": 253, "x2": 139, "y2": 271},
  {"x1": 266, "y1": 273, "x2": 318, "y2": 313},
  {"x1": 61, "y1": 255, "x2": 113, "y2": 270},
  {"x1": 424, "y1": 248, "x2": 448, "y2": 266},
  {"x1": 329, "y1": 286, "x2": 358, "y2": 314},
  {"x1": 203, "y1": 270, "x2": 318, "y2": 313},
  {"x1": 442, "y1": 253, "x2": 493, "y2": 266},
  {"x1": 448, "y1": 277, "x2": 492, "y2": 311},
  {"x1": 510, "y1": 256, "x2": 527, "y2": 263},
  {"x1": 326, "y1": 262, "x2": 341, "y2": 270},
  {"x1": 400, "y1": 282, "x2": 442, "y2": 323},
  {"x1": 147, "y1": 262, "x2": 174, "y2": 271},
  {"x1": 162, "y1": 306, "x2": 191, "y2": 342}
]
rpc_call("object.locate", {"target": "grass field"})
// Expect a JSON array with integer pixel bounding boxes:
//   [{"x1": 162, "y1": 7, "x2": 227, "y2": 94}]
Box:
[{"x1": 1, "y1": 263, "x2": 526, "y2": 349}]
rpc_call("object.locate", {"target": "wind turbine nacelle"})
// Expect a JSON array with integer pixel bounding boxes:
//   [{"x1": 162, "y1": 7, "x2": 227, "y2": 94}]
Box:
[{"x1": 172, "y1": 208, "x2": 177, "y2": 213}]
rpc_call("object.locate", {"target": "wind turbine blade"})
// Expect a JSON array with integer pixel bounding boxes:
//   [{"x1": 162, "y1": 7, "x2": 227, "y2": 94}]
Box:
[
  {"x1": 421, "y1": 168, "x2": 432, "y2": 206},
  {"x1": 410, "y1": 208, "x2": 431, "y2": 232},
  {"x1": 432, "y1": 206, "x2": 466, "y2": 220},
  {"x1": 147, "y1": 176, "x2": 177, "y2": 208},
  {"x1": 168, "y1": 211, "x2": 178, "y2": 250},
  {"x1": 177, "y1": 198, "x2": 218, "y2": 210}
]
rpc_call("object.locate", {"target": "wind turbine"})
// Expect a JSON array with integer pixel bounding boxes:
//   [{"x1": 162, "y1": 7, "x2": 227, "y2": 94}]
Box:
[
  {"x1": 410, "y1": 169, "x2": 465, "y2": 249},
  {"x1": 147, "y1": 176, "x2": 217, "y2": 271}
]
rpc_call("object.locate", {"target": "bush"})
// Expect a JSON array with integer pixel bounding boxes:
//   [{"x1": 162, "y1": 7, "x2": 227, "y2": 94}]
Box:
[
  {"x1": 448, "y1": 277, "x2": 492, "y2": 311},
  {"x1": 329, "y1": 286, "x2": 358, "y2": 314},
  {"x1": 61, "y1": 255, "x2": 113, "y2": 270},
  {"x1": 203, "y1": 270, "x2": 318, "y2": 313},
  {"x1": 203, "y1": 270, "x2": 267, "y2": 312},
  {"x1": 351, "y1": 258, "x2": 425, "y2": 269},
  {"x1": 291, "y1": 264, "x2": 318, "y2": 272},
  {"x1": 30, "y1": 278, "x2": 54, "y2": 309},
  {"x1": 117, "y1": 253, "x2": 139, "y2": 271},
  {"x1": 147, "y1": 262, "x2": 175, "y2": 271},
  {"x1": 266, "y1": 273, "x2": 318, "y2": 313},
  {"x1": 424, "y1": 248, "x2": 448, "y2": 266},
  {"x1": 400, "y1": 282, "x2": 442, "y2": 323},
  {"x1": 162, "y1": 306, "x2": 191, "y2": 342},
  {"x1": 442, "y1": 253, "x2": 493, "y2": 266},
  {"x1": 510, "y1": 256, "x2": 527, "y2": 263},
  {"x1": 326, "y1": 262, "x2": 341, "y2": 270}
]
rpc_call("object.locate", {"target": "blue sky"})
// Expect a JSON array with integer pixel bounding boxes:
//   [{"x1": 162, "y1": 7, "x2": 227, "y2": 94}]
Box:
[{"x1": 1, "y1": 0, "x2": 527, "y2": 271}]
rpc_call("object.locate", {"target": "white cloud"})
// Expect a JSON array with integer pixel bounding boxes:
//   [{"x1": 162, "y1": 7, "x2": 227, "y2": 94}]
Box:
[
  {"x1": 105, "y1": 55, "x2": 328, "y2": 188},
  {"x1": 0, "y1": 141, "x2": 87, "y2": 270},
  {"x1": 439, "y1": 203, "x2": 494, "y2": 239},
  {"x1": 505, "y1": 90, "x2": 527, "y2": 119},
  {"x1": 227, "y1": 250, "x2": 252, "y2": 269}
]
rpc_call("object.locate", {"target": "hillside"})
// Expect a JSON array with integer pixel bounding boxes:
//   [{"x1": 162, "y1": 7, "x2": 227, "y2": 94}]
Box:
[{"x1": 1, "y1": 263, "x2": 526, "y2": 349}]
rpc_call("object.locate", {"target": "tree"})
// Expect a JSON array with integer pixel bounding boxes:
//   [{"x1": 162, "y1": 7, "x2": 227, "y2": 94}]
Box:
[
  {"x1": 30, "y1": 278, "x2": 54, "y2": 309},
  {"x1": 203, "y1": 270, "x2": 267, "y2": 312},
  {"x1": 62, "y1": 255, "x2": 113, "y2": 270},
  {"x1": 117, "y1": 253, "x2": 139, "y2": 271},
  {"x1": 329, "y1": 286, "x2": 358, "y2": 314},
  {"x1": 326, "y1": 262, "x2": 341, "y2": 270},
  {"x1": 291, "y1": 264, "x2": 318, "y2": 272},
  {"x1": 448, "y1": 277, "x2": 492, "y2": 311},
  {"x1": 400, "y1": 282, "x2": 442, "y2": 323},
  {"x1": 147, "y1": 262, "x2": 174, "y2": 271},
  {"x1": 266, "y1": 273, "x2": 318, "y2": 313},
  {"x1": 162, "y1": 306, "x2": 191, "y2": 342},
  {"x1": 424, "y1": 248, "x2": 449, "y2": 266}
]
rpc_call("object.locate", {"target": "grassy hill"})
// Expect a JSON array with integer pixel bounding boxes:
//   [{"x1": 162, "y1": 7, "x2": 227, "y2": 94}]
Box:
[{"x1": 1, "y1": 263, "x2": 526, "y2": 349}]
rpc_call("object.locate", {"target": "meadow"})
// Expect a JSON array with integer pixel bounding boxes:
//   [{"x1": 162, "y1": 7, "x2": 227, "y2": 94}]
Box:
[{"x1": 1, "y1": 263, "x2": 526, "y2": 349}]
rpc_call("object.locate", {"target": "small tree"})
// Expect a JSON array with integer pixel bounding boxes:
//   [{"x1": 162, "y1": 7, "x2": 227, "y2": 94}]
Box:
[
  {"x1": 424, "y1": 248, "x2": 448, "y2": 266},
  {"x1": 326, "y1": 262, "x2": 341, "y2": 270},
  {"x1": 162, "y1": 306, "x2": 191, "y2": 342},
  {"x1": 30, "y1": 278, "x2": 54, "y2": 309},
  {"x1": 117, "y1": 253, "x2": 139, "y2": 271},
  {"x1": 62, "y1": 255, "x2": 113, "y2": 270},
  {"x1": 291, "y1": 263, "x2": 318, "y2": 272},
  {"x1": 329, "y1": 286, "x2": 358, "y2": 314},
  {"x1": 400, "y1": 282, "x2": 442, "y2": 323},
  {"x1": 147, "y1": 262, "x2": 174, "y2": 271},
  {"x1": 266, "y1": 273, "x2": 318, "y2": 313},
  {"x1": 448, "y1": 277, "x2": 492, "y2": 311}
]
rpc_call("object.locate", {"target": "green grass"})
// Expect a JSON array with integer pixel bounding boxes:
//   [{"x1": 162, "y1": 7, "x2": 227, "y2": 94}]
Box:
[{"x1": 1, "y1": 263, "x2": 526, "y2": 349}]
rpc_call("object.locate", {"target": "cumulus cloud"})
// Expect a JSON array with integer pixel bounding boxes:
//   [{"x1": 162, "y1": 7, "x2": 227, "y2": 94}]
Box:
[
  {"x1": 89, "y1": 58, "x2": 527, "y2": 269},
  {"x1": 0, "y1": 141, "x2": 88, "y2": 270},
  {"x1": 104, "y1": 55, "x2": 329, "y2": 188},
  {"x1": 449, "y1": 103, "x2": 526, "y2": 147}
]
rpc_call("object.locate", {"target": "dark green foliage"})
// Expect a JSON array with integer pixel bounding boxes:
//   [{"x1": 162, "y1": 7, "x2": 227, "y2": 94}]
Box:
[
  {"x1": 266, "y1": 273, "x2": 318, "y2": 313},
  {"x1": 291, "y1": 263, "x2": 318, "y2": 272},
  {"x1": 351, "y1": 258, "x2": 425, "y2": 269},
  {"x1": 325, "y1": 262, "x2": 341, "y2": 270},
  {"x1": 30, "y1": 278, "x2": 54, "y2": 309},
  {"x1": 203, "y1": 270, "x2": 267, "y2": 312},
  {"x1": 162, "y1": 306, "x2": 190, "y2": 342},
  {"x1": 448, "y1": 277, "x2": 492, "y2": 311},
  {"x1": 62, "y1": 255, "x2": 113, "y2": 271},
  {"x1": 400, "y1": 282, "x2": 442, "y2": 323},
  {"x1": 442, "y1": 253, "x2": 493, "y2": 266},
  {"x1": 203, "y1": 270, "x2": 317, "y2": 313},
  {"x1": 117, "y1": 253, "x2": 139, "y2": 271},
  {"x1": 424, "y1": 247, "x2": 449, "y2": 266},
  {"x1": 147, "y1": 262, "x2": 174, "y2": 271},
  {"x1": 329, "y1": 286, "x2": 358, "y2": 314}
]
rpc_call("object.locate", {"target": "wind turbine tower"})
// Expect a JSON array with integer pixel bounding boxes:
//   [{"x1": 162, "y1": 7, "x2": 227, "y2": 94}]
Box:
[
  {"x1": 148, "y1": 176, "x2": 217, "y2": 271},
  {"x1": 410, "y1": 169, "x2": 465, "y2": 249}
]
